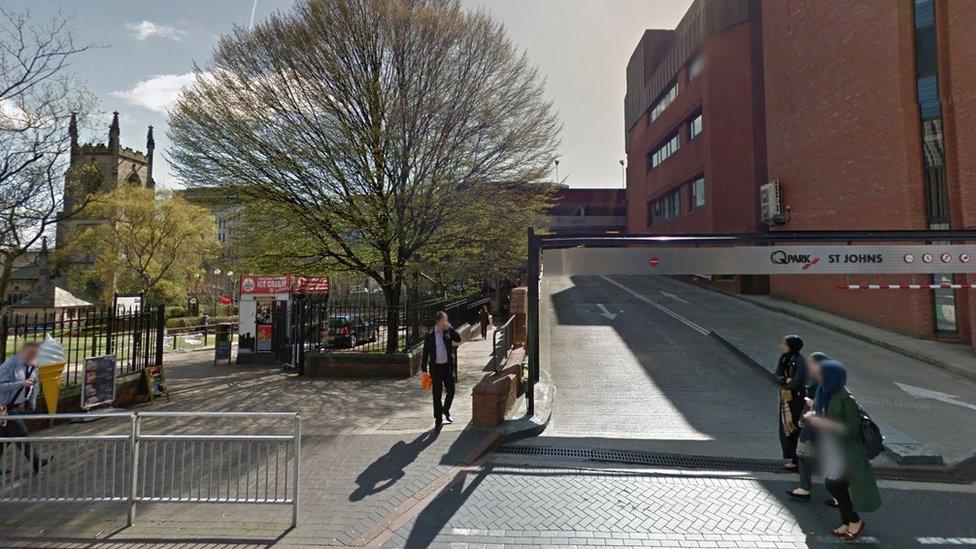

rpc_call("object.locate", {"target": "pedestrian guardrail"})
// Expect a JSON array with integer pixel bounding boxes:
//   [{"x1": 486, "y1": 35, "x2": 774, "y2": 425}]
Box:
[
  {"x1": 491, "y1": 315, "x2": 517, "y2": 373},
  {"x1": 0, "y1": 411, "x2": 301, "y2": 527}
]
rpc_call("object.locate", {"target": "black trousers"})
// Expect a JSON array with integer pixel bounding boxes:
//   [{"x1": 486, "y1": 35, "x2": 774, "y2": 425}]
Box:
[
  {"x1": 825, "y1": 477, "x2": 860, "y2": 525},
  {"x1": 431, "y1": 362, "x2": 455, "y2": 421},
  {"x1": 0, "y1": 411, "x2": 42, "y2": 472},
  {"x1": 480, "y1": 322, "x2": 488, "y2": 339}
]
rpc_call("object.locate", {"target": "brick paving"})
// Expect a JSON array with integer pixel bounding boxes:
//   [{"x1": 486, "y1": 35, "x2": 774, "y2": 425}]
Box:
[
  {"x1": 383, "y1": 459, "x2": 976, "y2": 548},
  {"x1": 0, "y1": 335, "x2": 499, "y2": 546}
]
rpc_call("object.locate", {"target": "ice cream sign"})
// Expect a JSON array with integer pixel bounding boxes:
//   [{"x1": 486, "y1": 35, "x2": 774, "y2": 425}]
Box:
[
  {"x1": 239, "y1": 275, "x2": 292, "y2": 295},
  {"x1": 37, "y1": 333, "x2": 67, "y2": 414},
  {"x1": 239, "y1": 274, "x2": 329, "y2": 295}
]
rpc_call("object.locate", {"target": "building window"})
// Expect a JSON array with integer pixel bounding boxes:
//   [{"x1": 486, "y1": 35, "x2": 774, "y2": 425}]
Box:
[
  {"x1": 688, "y1": 55, "x2": 704, "y2": 81},
  {"x1": 690, "y1": 176, "x2": 705, "y2": 209},
  {"x1": 649, "y1": 83, "x2": 679, "y2": 124},
  {"x1": 688, "y1": 112, "x2": 703, "y2": 140},
  {"x1": 649, "y1": 188, "x2": 681, "y2": 226},
  {"x1": 648, "y1": 133, "x2": 680, "y2": 170}
]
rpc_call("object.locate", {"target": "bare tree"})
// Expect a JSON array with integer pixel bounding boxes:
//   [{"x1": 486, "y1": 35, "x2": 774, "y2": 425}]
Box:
[
  {"x1": 169, "y1": 0, "x2": 559, "y2": 351},
  {"x1": 0, "y1": 7, "x2": 93, "y2": 314}
]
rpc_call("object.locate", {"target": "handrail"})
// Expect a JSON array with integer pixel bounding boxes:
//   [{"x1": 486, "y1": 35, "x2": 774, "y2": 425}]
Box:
[{"x1": 491, "y1": 315, "x2": 517, "y2": 373}]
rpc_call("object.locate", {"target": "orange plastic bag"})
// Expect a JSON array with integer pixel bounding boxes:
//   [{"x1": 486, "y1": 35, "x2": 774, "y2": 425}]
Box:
[{"x1": 421, "y1": 372, "x2": 432, "y2": 391}]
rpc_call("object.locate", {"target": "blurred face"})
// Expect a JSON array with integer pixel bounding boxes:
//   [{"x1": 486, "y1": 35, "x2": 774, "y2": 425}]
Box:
[
  {"x1": 779, "y1": 340, "x2": 791, "y2": 354},
  {"x1": 436, "y1": 315, "x2": 450, "y2": 330},
  {"x1": 807, "y1": 357, "x2": 823, "y2": 383},
  {"x1": 19, "y1": 345, "x2": 38, "y2": 365}
]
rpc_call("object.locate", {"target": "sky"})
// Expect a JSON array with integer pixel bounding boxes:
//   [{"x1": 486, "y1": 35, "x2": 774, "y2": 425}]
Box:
[{"x1": 7, "y1": 0, "x2": 692, "y2": 189}]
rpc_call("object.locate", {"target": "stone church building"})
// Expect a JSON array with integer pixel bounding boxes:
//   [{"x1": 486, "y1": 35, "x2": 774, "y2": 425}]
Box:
[{"x1": 5, "y1": 111, "x2": 157, "y2": 315}]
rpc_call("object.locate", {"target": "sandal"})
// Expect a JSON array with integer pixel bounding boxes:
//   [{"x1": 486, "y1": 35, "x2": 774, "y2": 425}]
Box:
[
  {"x1": 828, "y1": 526, "x2": 848, "y2": 537},
  {"x1": 845, "y1": 521, "x2": 867, "y2": 542}
]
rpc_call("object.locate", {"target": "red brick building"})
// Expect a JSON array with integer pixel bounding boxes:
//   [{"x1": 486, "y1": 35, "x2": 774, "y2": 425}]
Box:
[{"x1": 625, "y1": 0, "x2": 976, "y2": 347}]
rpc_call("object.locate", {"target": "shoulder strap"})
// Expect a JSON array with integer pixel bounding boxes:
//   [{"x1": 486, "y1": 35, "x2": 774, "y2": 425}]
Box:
[{"x1": 6, "y1": 365, "x2": 34, "y2": 407}]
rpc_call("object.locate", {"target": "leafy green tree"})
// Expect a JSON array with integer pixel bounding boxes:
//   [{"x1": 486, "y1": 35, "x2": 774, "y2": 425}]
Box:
[
  {"x1": 169, "y1": 0, "x2": 559, "y2": 351},
  {"x1": 62, "y1": 187, "x2": 219, "y2": 304}
]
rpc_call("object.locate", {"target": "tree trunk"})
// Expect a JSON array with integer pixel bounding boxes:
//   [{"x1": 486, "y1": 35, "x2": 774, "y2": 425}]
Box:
[
  {"x1": 0, "y1": 260, "x2": 13, "y2": 318},
  {"x1": 383, "y1": 282, "x2": 401, "y2": 354}
]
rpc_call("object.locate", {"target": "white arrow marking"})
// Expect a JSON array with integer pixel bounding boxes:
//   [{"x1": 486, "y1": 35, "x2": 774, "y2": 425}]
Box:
[
  {"x1": 601, "y1": 276, "x2": 709, "y2": 336},
  {"x1": 895, "y1": 382, "x2": 976, "y2": 412},
  {"x1": 596, "y1": 303, "x2": 618, "y2": 321},
  {"x1": 660, "y1": 291, "x2": 689, "y2": 304}
]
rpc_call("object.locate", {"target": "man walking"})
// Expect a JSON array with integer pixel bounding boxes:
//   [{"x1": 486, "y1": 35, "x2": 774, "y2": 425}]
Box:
[
  {"x1": 421, "y1": 311, "x2": 462, "y2": 428},
  {"x1": 0, "y1": 342, "x2": 47, "y2": 473}
]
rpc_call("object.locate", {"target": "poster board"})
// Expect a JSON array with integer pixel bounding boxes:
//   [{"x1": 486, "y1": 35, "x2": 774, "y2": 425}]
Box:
[
  {"x1": 82, "y1": 355, "x2": 117, "y2": 410},
  {"x1": 215, "y1": 339, "x2": 232, "y2": 362},
  {"x1": 144, "y1": 364, "x2": 170, "y2": 403}
]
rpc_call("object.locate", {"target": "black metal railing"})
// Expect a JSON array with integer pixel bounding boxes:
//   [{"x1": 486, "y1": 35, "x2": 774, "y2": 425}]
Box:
[
  {"x1": 491, "y1": 315, "x2": 517, "y2": 373},
  {"x1": 163, "y1": 323, "x2": 240, "y2": 353},
  {"x1": 1, "y1": 304, "x2": 165, "y2": 387},
  {"x1": 281, "y1": 293, "x2": 493, "y2": 370}
]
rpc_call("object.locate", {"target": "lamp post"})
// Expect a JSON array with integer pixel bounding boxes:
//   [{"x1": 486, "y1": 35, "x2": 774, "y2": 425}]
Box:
[{"x1": 212, "y1": 268, "x2": 221, "y2": 315}]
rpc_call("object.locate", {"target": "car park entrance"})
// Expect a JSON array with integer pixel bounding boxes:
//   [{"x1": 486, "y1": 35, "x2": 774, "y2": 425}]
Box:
[{"x1": 522, "y1": 230, "x2": 976, "y2": 467}]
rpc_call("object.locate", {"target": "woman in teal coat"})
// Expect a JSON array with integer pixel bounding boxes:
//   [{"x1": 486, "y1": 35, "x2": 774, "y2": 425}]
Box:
[{"x1": 803, "y1": 360, "x2": 880, "y2": 542}]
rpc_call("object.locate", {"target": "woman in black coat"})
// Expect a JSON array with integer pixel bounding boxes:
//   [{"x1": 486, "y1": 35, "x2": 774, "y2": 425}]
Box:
[{"x1": 775, "y1": 334, "x2": 807, "y2": 470}]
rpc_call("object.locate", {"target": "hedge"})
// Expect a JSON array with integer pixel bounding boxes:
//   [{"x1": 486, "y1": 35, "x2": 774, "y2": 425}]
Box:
[{"x1": 165, "y1": 315, "x2": 239, "y2": 329}]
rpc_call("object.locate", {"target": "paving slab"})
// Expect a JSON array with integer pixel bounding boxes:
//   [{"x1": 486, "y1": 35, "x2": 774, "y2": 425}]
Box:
[{"x1": 0, "y1": 334, "x2": 500, "y2": 546}]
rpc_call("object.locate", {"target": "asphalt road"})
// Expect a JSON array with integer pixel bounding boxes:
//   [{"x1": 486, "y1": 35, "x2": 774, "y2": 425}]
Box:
[{"x1": 531, "y1": 274, "x2": 976, "y2": 466}]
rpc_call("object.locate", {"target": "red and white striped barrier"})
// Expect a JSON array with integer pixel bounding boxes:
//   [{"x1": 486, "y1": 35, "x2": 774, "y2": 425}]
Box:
[{"x1": 837, "y1": 283, "x2": 975, "y2": 290}]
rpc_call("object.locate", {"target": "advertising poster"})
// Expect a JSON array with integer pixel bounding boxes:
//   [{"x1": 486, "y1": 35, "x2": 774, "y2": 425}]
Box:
[
  {"x1": 256, "y1": 324, "x2": 273, "y2": 352},
  {"x1": 82, "y1": 355, "x2": 117, "y2": 410},
  {"x1": 145, "y1": 365, "x2": 170, "y2": 402}
]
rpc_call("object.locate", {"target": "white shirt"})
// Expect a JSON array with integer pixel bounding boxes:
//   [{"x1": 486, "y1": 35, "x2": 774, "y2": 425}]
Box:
[
  {"x1": 434, "y1": 328, "x2": 448, "y2": 364},
  {"x1": 12, "y1": 362, "x2": 37, "y2": 406}
]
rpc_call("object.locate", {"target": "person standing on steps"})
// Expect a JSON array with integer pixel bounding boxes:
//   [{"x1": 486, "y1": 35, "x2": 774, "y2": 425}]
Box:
[
  {"x1": 775, "y1": 335, "x2": 807, "y2": 471},
  {"x1": 477, "y1": 304, "x2": 491, "y2": 340},
  {"x1": 421, "y1": 311, "x2": 462, "y2": 428},
  {"x1": 804, "y1": 359, "x2": 880, "y2": 542}
]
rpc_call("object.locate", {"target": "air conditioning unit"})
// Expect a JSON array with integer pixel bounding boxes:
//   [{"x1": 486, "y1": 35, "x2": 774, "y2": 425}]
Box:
[{"x1": 760, "y1": 180, "x2": 785, "y2": 225}]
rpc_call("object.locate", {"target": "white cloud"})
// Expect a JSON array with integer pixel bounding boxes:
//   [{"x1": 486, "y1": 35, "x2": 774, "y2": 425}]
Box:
[
  {"x1": 111, "y1": 73, "x2": 199, "y2": 113},
  {"x1": 125, "y1": 20, "x2": 187, "y2": 41}
]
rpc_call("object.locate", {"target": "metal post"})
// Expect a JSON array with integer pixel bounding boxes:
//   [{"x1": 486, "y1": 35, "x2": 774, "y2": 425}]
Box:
[
  {"x1": 128, "y1": 413, "x2": 140, "y2": 526},
  {"x1": 292, "y1": 414, "x2": 301, "y2": 528},
  {"x1": 526, "y1": 227, "x2": 539, "y2": 416}
]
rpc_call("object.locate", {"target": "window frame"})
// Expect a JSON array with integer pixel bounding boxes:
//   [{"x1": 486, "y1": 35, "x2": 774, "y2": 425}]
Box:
[{"x1": 689, "y1": 176, "x2": 706, "y2": 210}]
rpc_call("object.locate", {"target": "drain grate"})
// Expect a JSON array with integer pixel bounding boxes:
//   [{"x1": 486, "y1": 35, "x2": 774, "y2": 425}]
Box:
[{"x1": 496, "y1": 445, "x2": 971, "y2": 484}]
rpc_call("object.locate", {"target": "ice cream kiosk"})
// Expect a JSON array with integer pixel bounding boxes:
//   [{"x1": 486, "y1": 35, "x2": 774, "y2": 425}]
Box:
[{"x1": 236, "y1": 274, "x2": 329, "y2": 364}]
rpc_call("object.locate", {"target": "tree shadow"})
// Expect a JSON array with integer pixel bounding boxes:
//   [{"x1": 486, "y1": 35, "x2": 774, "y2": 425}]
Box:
[{"x1": 349, "y1": 428, "x2": 441, "y2": 501}]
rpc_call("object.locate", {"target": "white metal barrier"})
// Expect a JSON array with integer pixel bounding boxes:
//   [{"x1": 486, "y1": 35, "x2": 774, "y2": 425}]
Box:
[{"x1": 0, "y1": 411, "x2": 301, "y2": 527}]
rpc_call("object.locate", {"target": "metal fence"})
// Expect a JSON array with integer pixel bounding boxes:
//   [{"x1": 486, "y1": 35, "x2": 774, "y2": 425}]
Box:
[
  {"x1": 491, "y1": 315, "x2": 517, "y2": 373},
  {"x1": 1, "y1": 305, "x2": 165, "y2": 387},
  {"x1": 287, "y1": 293, "x2": 492, "y2": 361},
  {"x1": 0, "y1": 411, "x2": 301, "y2": 527},
  {"x1": 163, "y1": 323, "x2": 240, "y2": 353}
]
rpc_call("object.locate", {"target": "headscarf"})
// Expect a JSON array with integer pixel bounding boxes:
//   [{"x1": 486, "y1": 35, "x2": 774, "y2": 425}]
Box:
[
  {"x1": 809, "y1": 351, "x2": 831, "y2": 364},
  {"x1": 814, "y1": 359, "x2": 847, "y2": 415}
]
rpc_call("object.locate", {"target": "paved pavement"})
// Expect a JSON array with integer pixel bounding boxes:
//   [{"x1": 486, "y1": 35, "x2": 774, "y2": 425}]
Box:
[
  {"x1": 533, "y1": 274, "x2": 976, "y2": 467},
  {"x1": 383, "y1": 455, "x2": 976, "y2": 548},
  {"x1": 0, "y1": 334, "x2": 500, "y2": 546}
]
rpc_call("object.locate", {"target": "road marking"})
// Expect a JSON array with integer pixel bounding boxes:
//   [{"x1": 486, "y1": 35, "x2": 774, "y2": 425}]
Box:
[
  {"x1": 596, "y1": 304, "x2": 618, "y2": 321},
  {"x1": 895, "y1": 382, "x2": 976, "y2": 412},
  {"x1": 659, "y1": 291, "x2": 690, "y2": 304},
  {"x1": 601, "y1": 276, "x2": 709, "y2": 336}
]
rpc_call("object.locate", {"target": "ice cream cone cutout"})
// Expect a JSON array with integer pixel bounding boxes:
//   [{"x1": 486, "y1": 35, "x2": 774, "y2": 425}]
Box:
[{"x1": 37, "y1": 333, "x2": 67, "y2": 414}]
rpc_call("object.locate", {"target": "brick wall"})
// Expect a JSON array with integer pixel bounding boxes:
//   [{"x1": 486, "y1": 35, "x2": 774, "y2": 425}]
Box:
[
  {"x1": 626, "y1": 21, "x2": 764, "y2": 236},
  {"x1": 761, "y1": 1, "x2": 960, "y2": 341}
]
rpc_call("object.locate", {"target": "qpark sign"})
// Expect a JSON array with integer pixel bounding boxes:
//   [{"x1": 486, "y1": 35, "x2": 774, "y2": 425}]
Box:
[
  {"x1": 239, "y1": 275, "x2": 330, "y2": 295},
  {"x1": 543, "y1": 245, "x2": 976, "y2": 277}
]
